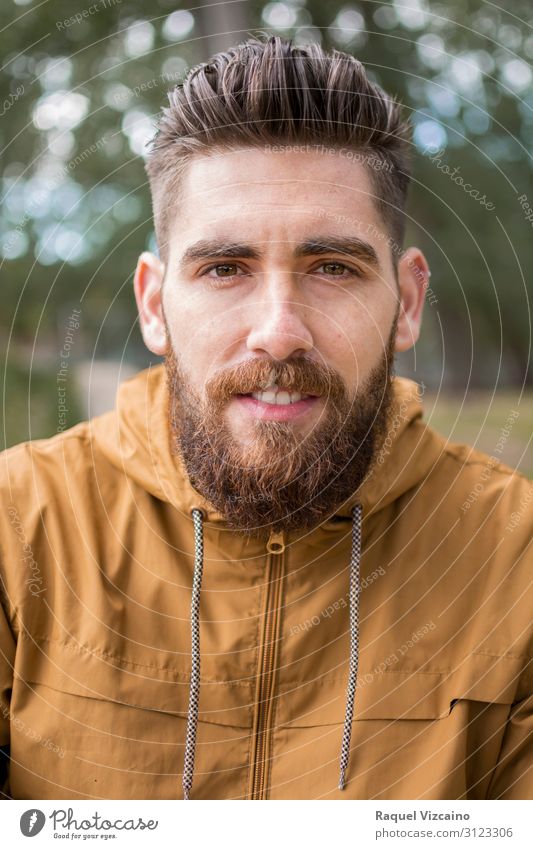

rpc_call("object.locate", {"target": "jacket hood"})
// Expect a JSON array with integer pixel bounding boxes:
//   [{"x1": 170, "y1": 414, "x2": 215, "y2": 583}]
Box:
[{"x1": 90, "y1": 363, "x2": 440, "y2": 526}]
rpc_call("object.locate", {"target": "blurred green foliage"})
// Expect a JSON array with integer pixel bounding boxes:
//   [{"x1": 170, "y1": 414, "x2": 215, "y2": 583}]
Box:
[{"x1": 1, "y1": 359, "x2": 83, "y2": 450}]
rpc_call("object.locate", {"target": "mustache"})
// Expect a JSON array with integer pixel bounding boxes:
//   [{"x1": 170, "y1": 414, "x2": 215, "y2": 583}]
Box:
[{"x1": 203, "y1": 357, "x2": 348, "y2": 404}]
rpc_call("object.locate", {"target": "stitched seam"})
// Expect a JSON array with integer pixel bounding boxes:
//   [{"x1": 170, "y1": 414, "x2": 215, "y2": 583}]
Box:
[
  {"x1": 471, "y1": 650, "x2": 531, "y2": 662},
  {"x1": 438, "y1": 443, "x2": 530, "y2": 482},
  {"x1": 26, "y1": 637, "x2": 531, "y2": 683},
  {"x1": 29, "y1": 637, "x2": 532, "y2": 683},
  {"x1": 27, "y1": 635, "x2": 254, "y2": 684}
]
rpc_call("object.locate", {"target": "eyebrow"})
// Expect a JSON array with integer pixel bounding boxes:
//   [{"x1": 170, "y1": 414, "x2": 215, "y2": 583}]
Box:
[{"x1": 179, "y1": 236, "x2": 382, "y2": 272}]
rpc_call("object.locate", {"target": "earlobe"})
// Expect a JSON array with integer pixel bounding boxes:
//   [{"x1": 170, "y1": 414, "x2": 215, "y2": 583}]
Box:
[
  {"x1": 394, "y1": 247, "x2": 430, "y2": 353},
  {"x1": 133, "y1": 251, "x2": 169, "y2": 356}
]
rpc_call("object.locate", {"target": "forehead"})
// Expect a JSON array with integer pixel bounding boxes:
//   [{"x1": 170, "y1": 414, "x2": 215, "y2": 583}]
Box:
[{"x1": 175, "y1": 147, "x2": 385, "y2": 240}]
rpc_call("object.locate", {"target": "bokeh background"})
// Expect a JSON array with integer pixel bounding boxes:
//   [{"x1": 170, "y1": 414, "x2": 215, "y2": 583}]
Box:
[{"x1": 1, "y1": 0, "x2": 531, "y2": 474}]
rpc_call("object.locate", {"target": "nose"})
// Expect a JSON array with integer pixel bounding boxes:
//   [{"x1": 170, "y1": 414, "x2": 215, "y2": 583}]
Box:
[{"x1": 245, "y1": 275, "x2": 314, "y2": 360}]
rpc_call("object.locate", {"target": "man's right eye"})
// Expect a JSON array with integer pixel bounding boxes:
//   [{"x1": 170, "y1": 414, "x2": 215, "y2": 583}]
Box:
[
  {"x1": 204, "y1": 263, "x2": 240, "y2": 278},
  {"x1": 200, "y1": 263, "x2": 253, "y2": 288}
]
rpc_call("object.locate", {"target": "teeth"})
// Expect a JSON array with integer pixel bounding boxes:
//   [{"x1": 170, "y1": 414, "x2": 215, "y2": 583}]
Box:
[
  {"x1": 253, "y1": 389, "x2": 278, "y2": 404},
  {"x1": 250, "y1": 386, "x2": 309, "y2": 405}
]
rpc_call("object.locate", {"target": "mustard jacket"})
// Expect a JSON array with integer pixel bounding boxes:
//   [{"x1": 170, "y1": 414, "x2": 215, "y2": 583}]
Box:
[{"x1": 0, "y1": 365, "x2": 531, "y2": 800}]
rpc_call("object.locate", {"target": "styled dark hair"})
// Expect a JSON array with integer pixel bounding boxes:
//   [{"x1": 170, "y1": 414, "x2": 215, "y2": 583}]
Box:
[{"x1": 145, "y1": 34, "x2": 412, "y2": 264}]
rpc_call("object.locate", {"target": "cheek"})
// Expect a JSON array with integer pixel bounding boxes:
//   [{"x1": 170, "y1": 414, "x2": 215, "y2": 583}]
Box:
[
  {"x1": 165, "y1": 295, "x2": 246, "y2": 385},
  {"x1": 313, "y1": 302, "x2": 393, "y2": 387}
]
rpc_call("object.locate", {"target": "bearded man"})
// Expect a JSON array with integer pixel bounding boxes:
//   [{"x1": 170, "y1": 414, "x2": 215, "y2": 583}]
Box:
[{"x1": 0, "y1": 35, "x2": 531, "y2": 802}]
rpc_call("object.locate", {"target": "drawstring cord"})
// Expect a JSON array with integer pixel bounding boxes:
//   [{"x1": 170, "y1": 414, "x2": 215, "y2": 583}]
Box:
[
  {"x1": 182, "y1": 502, "x2": 363, "y2": 799},
  {"x1": 182, "y1": 508, "x2": 204, "y2": 800},
  {"x1": 338, "y1": 502, "x2": 363, "y2": 790}
]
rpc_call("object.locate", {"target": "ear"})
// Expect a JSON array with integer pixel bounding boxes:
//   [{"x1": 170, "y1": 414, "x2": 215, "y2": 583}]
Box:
[
  {"x1": 394, "y1": 247, "x2": 430, "y2": 353},
  {"x1": 133, "y1": 251, "x2": 168, "y2": 356}
]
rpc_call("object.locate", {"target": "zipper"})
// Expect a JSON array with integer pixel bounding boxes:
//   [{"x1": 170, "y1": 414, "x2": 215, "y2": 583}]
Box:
[{"x1": 249, "y1": 528, "x2": 286, "y2": 800}]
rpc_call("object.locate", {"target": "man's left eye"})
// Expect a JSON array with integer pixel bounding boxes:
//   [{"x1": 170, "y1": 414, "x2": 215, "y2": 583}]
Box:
[{"x1": 316, "y1": 262, "x2": 359, "y2": 277}]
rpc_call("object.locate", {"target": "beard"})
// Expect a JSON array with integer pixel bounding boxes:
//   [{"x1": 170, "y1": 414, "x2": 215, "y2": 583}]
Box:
[{"x1": 165, "y1": 312, "x2": 398, "y2": 538}]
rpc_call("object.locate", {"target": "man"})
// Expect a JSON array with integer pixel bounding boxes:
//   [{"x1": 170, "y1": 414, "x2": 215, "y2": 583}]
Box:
[{"x1": 0, "y1": 35, "x2": 531, "y2": 801}]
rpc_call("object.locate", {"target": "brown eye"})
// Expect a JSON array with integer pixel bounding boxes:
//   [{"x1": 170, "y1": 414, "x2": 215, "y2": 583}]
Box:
[
  {"x1": 322, "y1": 262, "x2": 346, "y2": 275},
  {"x1": 213, "y1": 263, "x2": 238, "y2": 277},
  {"x1": 315, "y1": 262, "x2": 362, "y2": 278},
  {"x1": 201, "y1": 262, "x2": 250, "y2": 288}
]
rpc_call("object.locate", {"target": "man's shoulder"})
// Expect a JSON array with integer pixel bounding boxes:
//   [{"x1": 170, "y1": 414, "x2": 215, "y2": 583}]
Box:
[
  {"x1": 416, "y1": 430, "x2": 532, "y2": 672},
  {"x1": 0, "y1": 415, "x2": 121, "y2": 602},
  {"x1": 413, "y1": 424, "x2": 532, "y2": 542},
  {"x1": 437, "y1": 436, "x2": 526, "y2": 478},
  {"x1": 0, "y1": 415, "x2": 112, "y2": 506},
  {"x1": 2, "y1": 418, "x2": 90, "y2": 465},
  {"x1": 420, "y1": 421, "x2": 531, "y2": 497}
]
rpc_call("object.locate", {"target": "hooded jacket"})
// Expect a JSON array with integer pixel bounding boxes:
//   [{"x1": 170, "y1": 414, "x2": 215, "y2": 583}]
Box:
[{"x1": 0, "y1": 364, "x2": 531, "y2": 800}]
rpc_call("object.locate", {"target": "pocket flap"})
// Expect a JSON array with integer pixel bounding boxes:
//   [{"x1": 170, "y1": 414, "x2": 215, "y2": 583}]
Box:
[
  {"x1": 15, "y1": 633, "x2": 254, "y2": 729},
  {"x1": 274, "y1": 652, "x2": 522, "y2": 727}
]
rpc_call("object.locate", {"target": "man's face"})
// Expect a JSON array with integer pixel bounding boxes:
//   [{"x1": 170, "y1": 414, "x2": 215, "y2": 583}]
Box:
[{"x1": 135, "y1": 147, "x2": 428, "y2": 536}]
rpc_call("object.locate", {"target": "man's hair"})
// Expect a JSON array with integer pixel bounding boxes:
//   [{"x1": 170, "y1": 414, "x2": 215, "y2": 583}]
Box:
[{"x1": 145, "y1": 34, "x2": 412, "y2": 265}]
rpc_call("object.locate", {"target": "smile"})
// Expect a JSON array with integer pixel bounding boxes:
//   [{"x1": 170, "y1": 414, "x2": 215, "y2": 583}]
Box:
[
  {"x1": 242, "y1": 382, "x2": 317, "y2": 404},
  {"x1": 233, "y1": 385, "x2": 320, "y2": 421}
]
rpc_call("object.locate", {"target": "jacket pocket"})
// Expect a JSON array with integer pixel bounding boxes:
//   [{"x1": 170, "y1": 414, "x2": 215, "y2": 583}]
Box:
[
  {"x1": 15, "y1": 633, "x2": 254, "y2": 728},
  {"x1": 274, "y1": 652, "x2": 522, "y2": 727},
  {"x1": 9, "y1": 634, "x2": 253, "y2": 799}
]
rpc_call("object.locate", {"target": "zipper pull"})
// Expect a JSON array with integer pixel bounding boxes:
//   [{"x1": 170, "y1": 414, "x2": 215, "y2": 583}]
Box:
[{"x1": 266, "y1": 529, "x2": 285, "y2": 554}]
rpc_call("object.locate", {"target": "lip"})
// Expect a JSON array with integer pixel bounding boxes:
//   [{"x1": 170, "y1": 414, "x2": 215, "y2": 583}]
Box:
[{"x1": 232, "y1": 393, "x2": 320, "y2": 421}]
